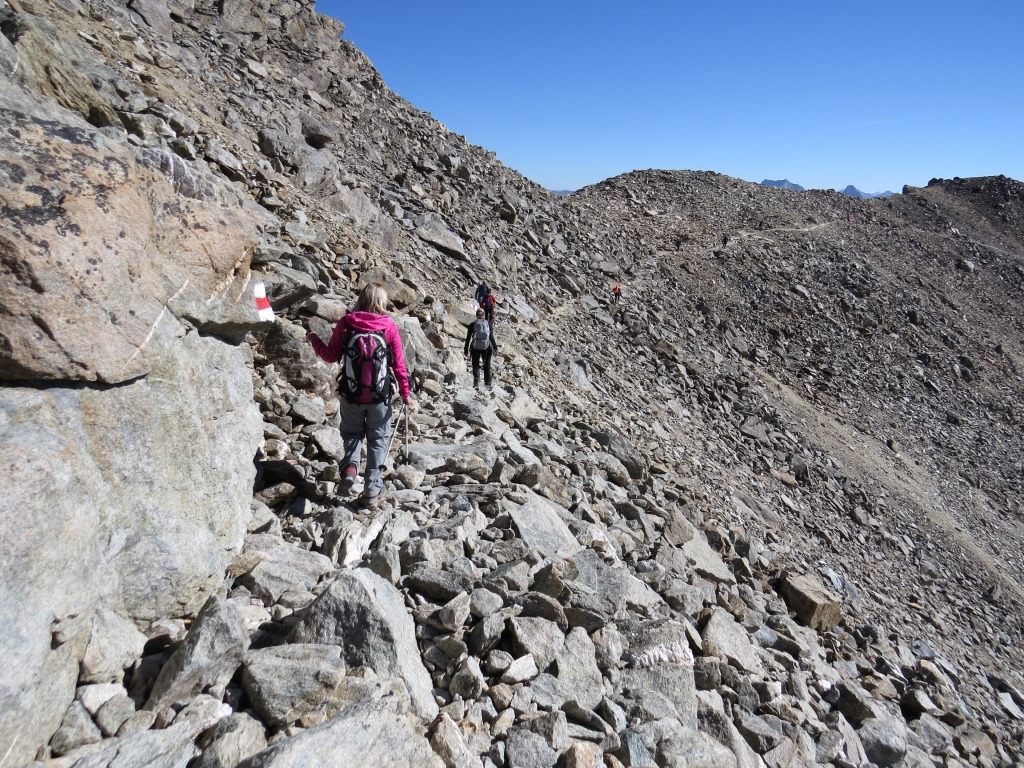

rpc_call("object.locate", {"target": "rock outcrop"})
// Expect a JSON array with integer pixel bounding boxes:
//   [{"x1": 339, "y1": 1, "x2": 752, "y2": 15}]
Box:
[{"x1": 0, "y1": 0, "x2": 264, "y2": 757}]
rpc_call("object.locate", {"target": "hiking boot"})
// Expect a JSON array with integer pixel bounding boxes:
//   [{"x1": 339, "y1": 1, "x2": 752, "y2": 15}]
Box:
[
  {"x1": 339, "y1": 464, "x2": 358, "y2": 494},
  {"x1": 362, "y1": 489, "x2": 384, "y2": 510}
]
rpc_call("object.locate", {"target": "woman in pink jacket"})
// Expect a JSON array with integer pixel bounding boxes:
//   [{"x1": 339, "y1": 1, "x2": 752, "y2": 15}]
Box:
[{"x1": 307, "y1": 283, "x2": 413, "y2": 508}]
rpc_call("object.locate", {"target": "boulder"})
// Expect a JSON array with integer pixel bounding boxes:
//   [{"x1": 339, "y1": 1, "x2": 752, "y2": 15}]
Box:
[
  {"x1": 530, "y1": 627, "x2": 604, "y2": 711},
  {"x1": 590, "y1": 429, "x2": 647, "y2": 480},
  {"x1": 702, "y1": 608, "x2": 763, "y2": 675},
  {"x1": 57, "y1": 721, "x2": 197, "y2": 767},
  {"x1": 397, "y1": 316, "x2": 443, "y2": 374},
  {"x1": 0, "y1": 332, "x2": 260, "y2": 759},
  {"x1": 236, "y1": 536, "x2": 334, "y2": 605},
  {"x1": 241, "y1": 647, "x2": 409, "y2": 729},
  {"x1": 406, "y1": 439, "x2": 498, "y2": 477},
  {"x1": 415, "y1": 215, "x2": 468, "y2": 260},
  {"x1": 287, "y1": 570, "x2": 438, "y2": 720},
  {"x1": 0, "y1": 85, "x2": 259, "y2": 382},
  {"x1": 506, "y1": 492, "x2": 582, "y2": 560},
  {"x1": 779, "y1": 574, "x2": 842, "y2": 632},
  {"x1": 240, "y1": 645, "x2": 350, "y2": 728},
  {"x1": 236, "y1": 695, "x2": 442, "y2": 768},
  {"x1": 193, "y1": 712, "x2": 269, "y2": 768},
  {"x1": 618, "y1": 621, "x2": 698, "y2": 727},
  {"x1": 567, "y1": 549, "x2": 664, "y2": 617},
  {"x1": 145, "y1": 596, "x2": 250, "y2": 711}
]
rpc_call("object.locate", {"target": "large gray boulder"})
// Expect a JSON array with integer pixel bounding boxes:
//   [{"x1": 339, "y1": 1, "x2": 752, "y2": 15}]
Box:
[
  {"x1": 591, "y1": 429, "x2": 647, "y2": 480},
  {"x1": 237, "y1": 694, "x2": 441, "y2": 768},
  {"x1": 56, "y1": 721, "x2": 197, "y2": 768},
  {"x1": 0, "y1": 332, "x2": 260, "y2": 759},
  {"x1": 236, "y1": 535, "x2": 335, "y2": 605},
  {"x1": 530, "y1": 627, "x2": 604, "y2": 711},
  {"x1": 0, "y1": 82, "x2": 261, "y2": 383},
  {"x1": 702, "y1": 608, "x2": 763, "y2": 675},
  {"x1": 288, "y1": 570, "x2": 439, "y2": 721},
  {"x1": 568, "y1": 549, "x2": 665, "y2": 617},
  {"x1": 241, "y1": 644, "x2": 374, "y2": 728},
  {"x1": 406, "y1": 438, "x2": 498, "y2": 477},
  {"x1": 0, "y1": 54, "x2": 263, "y2": 763},
  {"x1": 415, "y1": 214, "x2": 468, "y2": 260},
  {"x1": 397, "y1": 316, "x2": 443, "y2": 374},
  {"x1": 193, "y1": 712, "x2": 269, "y2": 768}
]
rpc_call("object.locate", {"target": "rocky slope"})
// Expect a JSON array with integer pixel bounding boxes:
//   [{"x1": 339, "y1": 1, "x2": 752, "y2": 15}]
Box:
[{"x1": 0, "y1": 0, "x2": 1022, "y2": 766}]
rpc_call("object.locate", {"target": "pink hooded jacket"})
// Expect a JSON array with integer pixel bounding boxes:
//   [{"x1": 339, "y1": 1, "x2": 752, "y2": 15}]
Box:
[{"x1": 309, "y1": 311, "x2": 412, "y2": 400}]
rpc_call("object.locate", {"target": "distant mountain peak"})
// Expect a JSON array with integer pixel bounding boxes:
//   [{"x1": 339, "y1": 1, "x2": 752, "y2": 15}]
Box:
[
  {"x1": 761, "y1": 179, "x2": 804, "y2": 191},
  {"x1": 761, "y1": 179, "x2": 894, "y2": 198},
  {"x1": 840, "y1": 185, "x2": 894, "y2": 199}
]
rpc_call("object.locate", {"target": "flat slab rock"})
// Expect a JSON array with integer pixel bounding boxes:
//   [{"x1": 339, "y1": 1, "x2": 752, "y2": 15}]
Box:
[
  {"x1": 568, "y1": 548, "x2": 664, "y2": 616},
  {"x1": 701, "y1": 607, "x2": 764, "y2": 675},
  {"x1": 507, "y1": 492, "x2": 582, "y2": 561}
]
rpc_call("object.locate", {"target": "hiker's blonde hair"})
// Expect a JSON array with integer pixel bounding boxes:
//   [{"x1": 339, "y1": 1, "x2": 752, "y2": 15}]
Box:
[{"x1": 355, "y1": 282, "x2": 388, "y2": 315}]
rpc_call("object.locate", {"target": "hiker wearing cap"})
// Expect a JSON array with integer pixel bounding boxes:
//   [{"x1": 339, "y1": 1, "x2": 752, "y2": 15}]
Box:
[
  {"x1": 612, "y1": 284, "x2": 621, "y2": 304},
  {"x1": 464, "y1": 308, "x2": 498, "y2": 389},
  {"x1": 307, "y1": 282, "x2": 413, "y2": 508}
]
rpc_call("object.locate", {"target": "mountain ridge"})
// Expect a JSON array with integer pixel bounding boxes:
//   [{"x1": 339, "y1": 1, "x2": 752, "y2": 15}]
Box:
[{"x1": 761, "y1": 179, "x2": 895, "y2": 197}]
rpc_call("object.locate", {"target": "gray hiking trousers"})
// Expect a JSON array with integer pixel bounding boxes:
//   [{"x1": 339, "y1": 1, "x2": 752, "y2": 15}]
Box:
[{"x1": 338, "y1": 399, "x2": 392, "y2": 495}]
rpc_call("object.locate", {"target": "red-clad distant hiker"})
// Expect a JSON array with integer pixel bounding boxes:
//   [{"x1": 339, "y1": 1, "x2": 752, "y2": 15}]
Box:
[
  {"x1": 465, "y1": 308, "x2": 498, "y2": 389},
  {"x1": 307, "y1": 282, "x2": 413, "y2": 508},
  {"x1": 612, "y1": 284, "x2": 621, "y2": 304},
  {"x1": 480, "y1": 287, "x2": 497, "y2": 325}
]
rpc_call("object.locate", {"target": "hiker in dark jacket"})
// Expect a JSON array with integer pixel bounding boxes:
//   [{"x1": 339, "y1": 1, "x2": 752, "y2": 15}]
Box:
[
  {"x1": 307, "y1": 282, "x2": 413, "y2": 508},
  {"x1": 475, "y1": 282, "x2": 490, "y2": 305},
  {"x1": 464, "y1": 308, "x2": 498, "y2": 389}
]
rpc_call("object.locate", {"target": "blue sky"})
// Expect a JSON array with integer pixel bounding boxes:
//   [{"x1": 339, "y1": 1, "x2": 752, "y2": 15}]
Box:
[{"x1": 314, "y1": 1, "x2": 1023, "y2": 194}]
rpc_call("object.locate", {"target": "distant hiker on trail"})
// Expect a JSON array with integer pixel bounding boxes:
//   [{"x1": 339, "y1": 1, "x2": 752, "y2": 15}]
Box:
[
  {"x1": 475, "y1": 281, "x2": 490, "y2": 305},
  {"x1": 307, "y1": 282, "x2": 413, "y2": 509},
  {"x1": 465, "y1": 308, "x2": 498, "y2": 389},
  {"x1": 612, "y1": 284, "x2": 621, "y2": 304},
  {"x1": 479, "y1": 289, "x2": 496, "y2": 325}
]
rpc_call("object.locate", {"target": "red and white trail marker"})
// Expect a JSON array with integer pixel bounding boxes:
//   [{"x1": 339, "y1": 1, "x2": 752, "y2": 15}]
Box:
[{"x1": 254, "y1": 281, "x2": 276, "y2": 322}]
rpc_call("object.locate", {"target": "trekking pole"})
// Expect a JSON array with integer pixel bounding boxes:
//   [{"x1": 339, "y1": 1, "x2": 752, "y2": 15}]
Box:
[
  {"x1": 384, "y1": 402, "x2": 407, "y2": 469},
  {"x1": 404, "y1": 403, "x2": 409, "y2": 460}
]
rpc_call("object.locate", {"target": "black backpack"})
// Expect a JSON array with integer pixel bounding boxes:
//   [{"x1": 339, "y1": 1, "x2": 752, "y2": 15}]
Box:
[
  {"x1": 338, "y1": 329, "x2": 392, "y2": 403},
  {"x1": 471, "y1": 318, "x2": 491, "y2": 351}
]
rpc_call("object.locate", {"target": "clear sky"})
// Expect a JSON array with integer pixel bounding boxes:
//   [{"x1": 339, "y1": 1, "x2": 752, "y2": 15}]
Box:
[{"x1": 314, "y1": 1, "x2": 1023, "y2": 194}]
